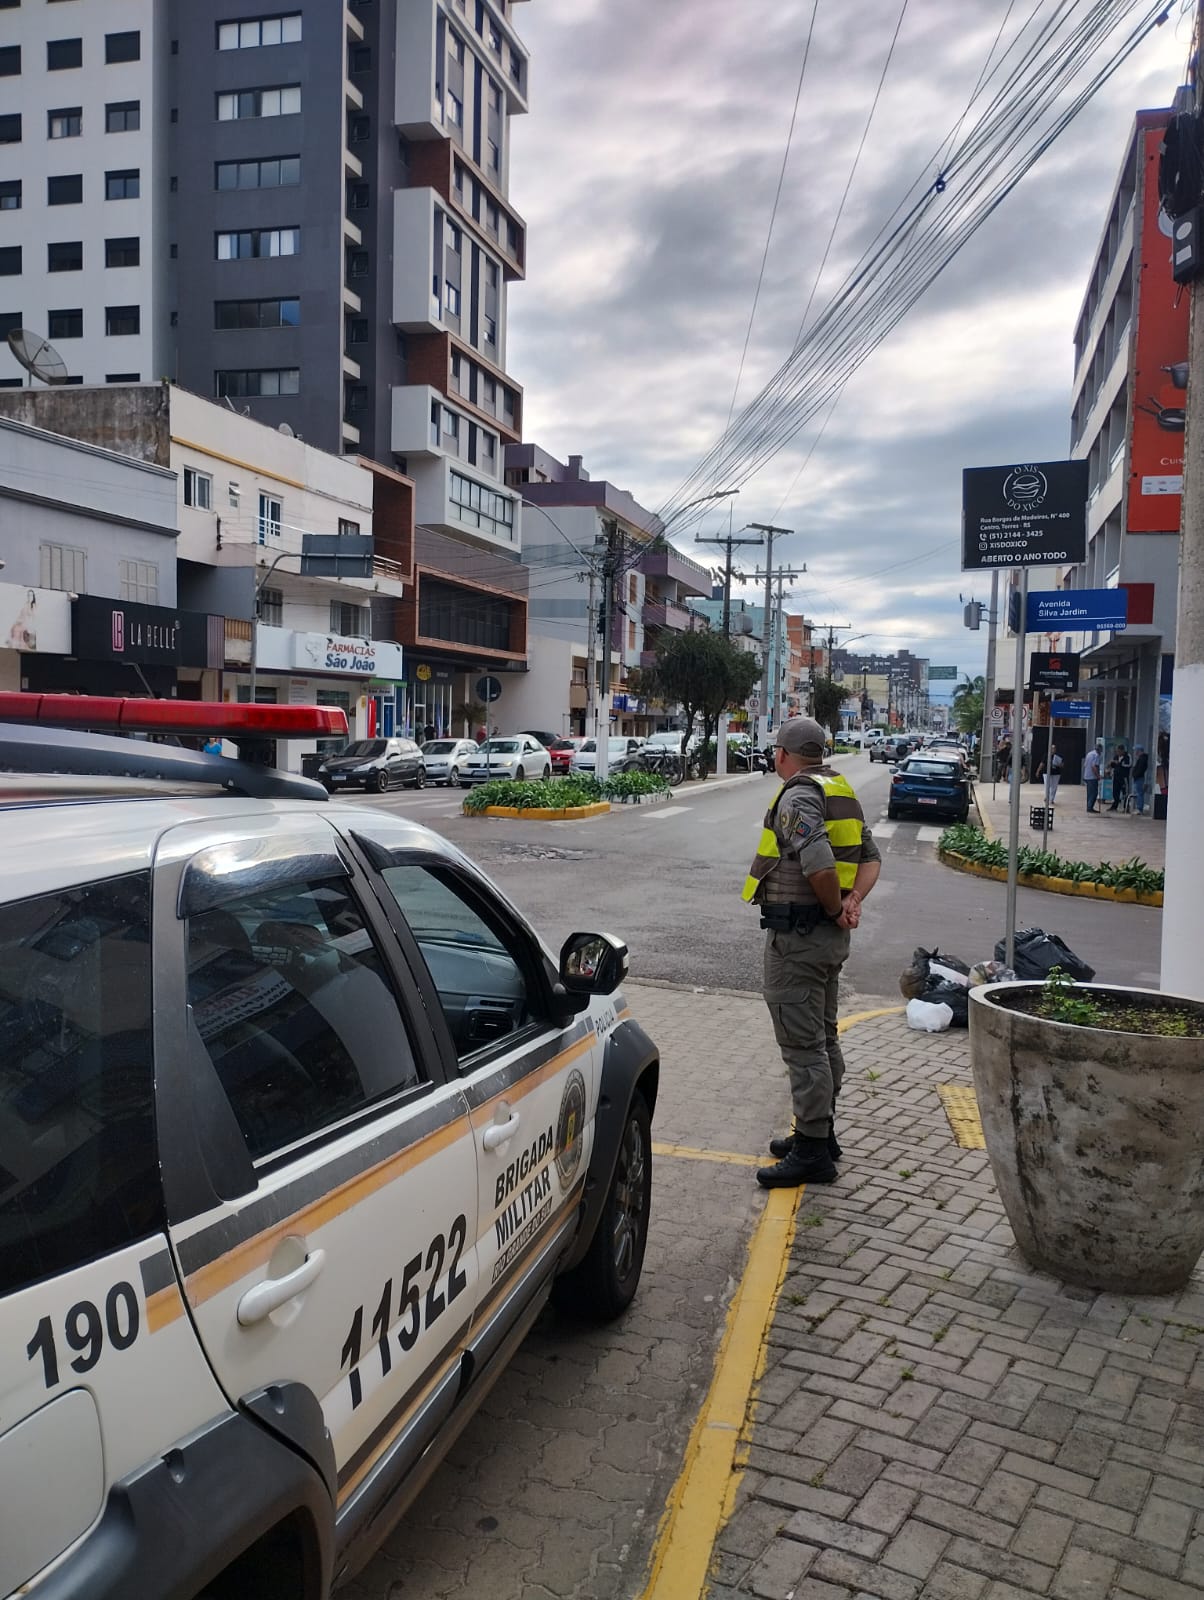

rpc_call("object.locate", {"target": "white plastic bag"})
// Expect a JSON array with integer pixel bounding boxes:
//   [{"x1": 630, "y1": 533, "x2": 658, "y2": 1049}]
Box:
[
  {"x1": 906, "y1": 998, "x2": 954, "y2": 1032},
  {"x1": 929, "y1": 961, "x2": 971, "y2": 988}
]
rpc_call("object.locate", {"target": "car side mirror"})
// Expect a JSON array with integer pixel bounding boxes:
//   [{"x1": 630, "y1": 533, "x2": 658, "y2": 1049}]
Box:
[{"x1": 558, "y1": 931, "x2": 629, "y2": 996}]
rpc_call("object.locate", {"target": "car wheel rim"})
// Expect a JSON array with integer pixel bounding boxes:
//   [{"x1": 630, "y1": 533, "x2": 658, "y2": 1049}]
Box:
[
  {"x1": 377, "y1": 771, "x2": 389, "y2": 792},
  {"x1": 611, "y1": 1113, "x2": 647, "y2": 1283}
]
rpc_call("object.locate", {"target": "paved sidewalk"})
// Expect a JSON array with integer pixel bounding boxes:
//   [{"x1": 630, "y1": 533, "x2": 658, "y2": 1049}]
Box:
[
  {"x1": 975, "y1": 781, "x2": 1165, "y2": 871},
  {"x1": 710, "y1": 1009, "x2": 1204, "y2": 1600}
]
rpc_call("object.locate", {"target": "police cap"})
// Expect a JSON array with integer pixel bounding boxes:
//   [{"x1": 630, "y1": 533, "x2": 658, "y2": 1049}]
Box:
[{"x1": 775, "y1": 717, "x2": 827, "y2": 758}]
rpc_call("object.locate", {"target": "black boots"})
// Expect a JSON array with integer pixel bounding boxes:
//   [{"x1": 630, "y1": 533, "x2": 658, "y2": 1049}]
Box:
[
  {"x1": 756, "y1": 1133, "x2": 838, "y2": 1188},
  {"x1": 769, "y1": 1117, "x2": 841, "y2": 1162}
]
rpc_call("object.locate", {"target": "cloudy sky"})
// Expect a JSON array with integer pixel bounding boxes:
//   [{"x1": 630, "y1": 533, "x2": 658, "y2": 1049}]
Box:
[{"x1": 506, "y1": 0, "x2": 1193, "y2": 697}]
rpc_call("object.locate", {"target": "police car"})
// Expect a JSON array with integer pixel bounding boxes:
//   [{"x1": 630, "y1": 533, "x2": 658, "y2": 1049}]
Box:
[{"x1": 0, "y1": 696, "x2": 658, "y2": 1600}]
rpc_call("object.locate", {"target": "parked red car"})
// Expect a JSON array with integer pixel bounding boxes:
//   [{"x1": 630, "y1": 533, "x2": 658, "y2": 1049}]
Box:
[{"x1": 550, "y1": 736, "x2": 585, "y2": 773}]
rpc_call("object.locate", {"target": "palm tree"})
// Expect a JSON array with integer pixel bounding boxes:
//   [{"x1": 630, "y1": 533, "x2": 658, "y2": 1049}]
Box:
[{"x1": 951, "y1": 674, "x2": 985, "y2": 735}]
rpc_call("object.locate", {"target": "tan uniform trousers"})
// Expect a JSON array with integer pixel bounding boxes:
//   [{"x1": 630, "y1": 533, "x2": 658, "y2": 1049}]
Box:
[{"x1": 763, "y1": 918, "x2": 850, "y2": 1139}]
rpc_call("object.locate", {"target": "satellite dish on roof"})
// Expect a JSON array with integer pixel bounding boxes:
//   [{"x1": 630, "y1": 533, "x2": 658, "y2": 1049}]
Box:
[
  {"x1": 277, "y1": 422, "x2": 296, "y2": 437},
  {"x1": 6, "y1": 329, "x2": 70, "y2": 386}
]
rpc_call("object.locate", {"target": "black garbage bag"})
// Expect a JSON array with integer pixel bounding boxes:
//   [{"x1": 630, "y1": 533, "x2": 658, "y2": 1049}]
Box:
[
  {"x1": 994, "y1": 927, "x2": 1095, "y2": 983},
  {"x1": 923, "y1": 979, "x2": 970, "y2": 1027},
  {"x1": 900, "y1": 947, "x2": 972, "y2": 1026}
]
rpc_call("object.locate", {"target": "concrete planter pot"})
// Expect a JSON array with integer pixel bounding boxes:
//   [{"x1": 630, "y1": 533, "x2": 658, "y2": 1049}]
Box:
[{"x1": 968, "y1": 982, "x2": 1204, "y2": 1294}]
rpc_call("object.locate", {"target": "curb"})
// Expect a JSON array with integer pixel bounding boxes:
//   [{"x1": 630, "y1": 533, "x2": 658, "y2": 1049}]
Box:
[
  {"x1": 938, "y1": 846, "x2": 1163, "y2": 907},
  {"x1": 466, "y1": 801, "x2": 611, "y2": 821}
]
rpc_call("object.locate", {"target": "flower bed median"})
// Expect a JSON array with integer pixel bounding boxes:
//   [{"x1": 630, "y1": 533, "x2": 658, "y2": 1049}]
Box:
[
  {"x1": 461, "y1": 771, "x2": 668, "y2": 820},
  {"x1": 937, "y1": 822, "x2": 1163, "y2": 907}
]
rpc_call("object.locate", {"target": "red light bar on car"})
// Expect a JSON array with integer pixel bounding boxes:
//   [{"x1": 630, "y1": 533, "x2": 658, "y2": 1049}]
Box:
[{"x1": 0, "y1": 694, "x2": 349, "y2": 739}]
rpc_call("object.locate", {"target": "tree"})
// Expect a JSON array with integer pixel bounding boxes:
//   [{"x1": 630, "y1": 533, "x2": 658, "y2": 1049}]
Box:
[
  {"x1": 951, "y1": 674, "x2": 985, "y2": 735},
  {"x1": 809, "y1": 675, "x2": 849, "y2": 738},
  {"x1": 641, "y1": 631, "x2": 759, "y2": 778},
  {"x1": 452, "y1": 698, "x2": 487, "y2": 736}
]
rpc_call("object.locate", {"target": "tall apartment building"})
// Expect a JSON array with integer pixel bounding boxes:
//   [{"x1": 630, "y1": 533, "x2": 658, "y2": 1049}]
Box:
[
  {"x1": 0, "y1": 0, "x2": 170, "y2": 387},
  {"x1": 1061, "y1": 108, "x2": 1182, "y2": 777},
  {"x1": 0, "y1": 0, "x2": 531, "y2": 709}
]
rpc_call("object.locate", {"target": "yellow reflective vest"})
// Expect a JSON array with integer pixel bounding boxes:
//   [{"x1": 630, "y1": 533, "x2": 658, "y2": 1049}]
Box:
[{"x1": 741, "y1": 770, "x2": 864, "y2": 902}]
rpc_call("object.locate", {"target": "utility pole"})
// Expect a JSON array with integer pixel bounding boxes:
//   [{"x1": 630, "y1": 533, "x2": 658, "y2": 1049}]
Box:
[
  {"x1": 978, "y1": 568, "x2": 1000, "y2": 783},
  {"x1": 1162, "y1": 5, "x2": 1204, "y2": 996},
  {"x1": 695, "y1": 528, "x2": 763, "y2": 637},
  {"x1": 746, "y1": 523, "x2": 792, "y2": 744},
  {"x1": 584, "y1": 562, "x2": 598, "y2": 740},
  {"x1": 744, "y1": 564, "x2": 805, "y2": 731},
  {"x1": 594, "y1": 519, "x2": 622, "y2": 781}
]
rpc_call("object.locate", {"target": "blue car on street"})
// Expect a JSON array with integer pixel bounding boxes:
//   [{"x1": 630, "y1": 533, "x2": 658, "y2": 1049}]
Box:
[{"x1": 888, "y1": 755, "x2": 971, "y2": 822}]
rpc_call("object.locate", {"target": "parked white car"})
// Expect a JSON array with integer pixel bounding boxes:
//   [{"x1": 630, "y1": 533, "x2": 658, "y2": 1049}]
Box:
[
  {"x1": 571, "y1": 737, "x2": 645, "y2": 774},
  {"x1": 421, "y1": 737, "x2": 479, "y2": 786},
  {"x1": 462, "y1": 734, "x2": 552, "y2": 783}
]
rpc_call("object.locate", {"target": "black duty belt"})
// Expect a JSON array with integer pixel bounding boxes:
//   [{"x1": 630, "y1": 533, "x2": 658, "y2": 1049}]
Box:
[{"x1": 759, "y1": 902, "x2": 827, "y2": 935}]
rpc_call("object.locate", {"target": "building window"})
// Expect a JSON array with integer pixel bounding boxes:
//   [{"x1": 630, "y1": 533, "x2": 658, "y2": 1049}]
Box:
[
  {"x1": 347, "y1": 113, "x2": 370, "y2": 143},
  {"x1": 216, "y1": 226, "x2": 298, "y2": 259},
  {"x1": 330, "y1": 600, "x2": 370, "y2": 636},
  {"x1": 40, "y1": 543, "x2": 86, "y2": 592},
  {"x1": 105, "y1": 236, "x2": 140, "y2": 268},
  {"x1": 217, "y1": 84, "x2": 300, "y2": 120},
  {"x1": 105, "y1": 100, "x2": 140, "y2": 132},
  {"x1": 105, "y1": 304, "x2": 139, "y2": 336},
  {"x1": 119, "y1": 559, "x2": 157, "y2": 605},
  {"x1": 486, "y1": 259, "x2": 499, "y2": 290},
  {"x1": 0, "y1": 45, "x2": 19, "y2": 76},
  {"x1": 48, "y1": 107, "x2": 81, "y2": 139},
  {"x1": 0, "y1": 180, "x2": 19, "y2": 210},
  {"x1": 215, "y1": 297, "x2": 300, "y2": 329},
  {"x1": 0, "y1": 312, "x2": 21, "y2": 342},
  {"x1": 338, "y1": 518, "x2": 360, "y2": 537},
  {"x1": 483, "y1": 314, "x2": 496, "y2": 346},
  {"x1": 449, "y1": 470, "x2": 514, "y2": 541},
  {"x1": 444, "y1": 281, "x2": 460, "y2": 316},
  {"x1": 106, "y1": 373, "x2": 141, "y2": 382},
  {"x1": 48, "y1": 308, "x2": 82, "y2": 338},
  {"x1": 0, "y1": 115, "x2": 20, "y2": 145},
  {"x1": 486, "y1": 199, "x2": 499, "y2": 236},
  {"x1": 48, "y1": 174, "x2": 82, "y2": 205},
  {"x1": 105, "y1": 169, "x2": 139, "y2": 200},
  {"x1": 446, "y1": 91, "x2": 462, "y2": 126},
  {"x1": 486, "y1": 137, "x2": 499, "y2": 175},
  {"x1": 348, "y1": 181, "x2": 370, "y2": 210},
  {"x1": 47, "y1": 38, "x2": 82, "y2": 71},
  {"x1": 258, "y1": 586, "x2": 283, "y2": 626},
  {"x1": 183, "y1": 466, "x2": 213, "y2": 509},
  {"x1": 105, "y1": 32, "x2": 140, "y2": 64},
  {"x1": 47, "y1": 241, "x2": 82, "y2": 272},
  {"x1": 441, "y1": 406, "x2": 459, "y2": 443},
  {"x1": 449, "y1": 31, "x2": 464, "y2": 63},
  {"x1": 0, "y1": 247, "x2": 19, "y2": 276},
  {"x1": 350, "y1": 44, "x2": 371, "y2": 72},
  {"x1": 257, "y1": 492, "x2": 283, "y2": 543},
  {"x1": 344, "y1": 383, "x2": 367, "y2": 414},
  {"x1": 346, "y1": 316, "x2": 368, "y2": 343},
  {"x1": 217, "y1": 14, "x2": 302, "y2": 49},
  {"x1": 447, "y1": 222, "x2": 461, "y2": 255},
  {"x1": 215, "y1": 155, "x2": 299, "y2": 190},
  {"x1": 228, "y1": 481, "x2": 240, "y2": 508},
  {"x1": 216, "y1": 368, "x2": 300, "y2": 399}
]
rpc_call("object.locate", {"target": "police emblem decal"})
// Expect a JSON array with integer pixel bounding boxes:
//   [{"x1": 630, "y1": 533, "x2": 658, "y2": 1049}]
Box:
[{"x1": 556, "y1": 1068, "x2": 587, "y2": 1189}]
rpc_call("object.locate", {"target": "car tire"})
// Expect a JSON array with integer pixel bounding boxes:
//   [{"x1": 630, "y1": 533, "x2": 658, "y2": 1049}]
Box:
[
  {"x1": 956, "y1": 807, "x2": 969, "y2": 823},
  {"x1": 374, "y1": 769, "x2": 390, "y2": 794},
  {"x1": 515, "y1": 766, "x2": 525, "y2": 781},
  {"x1": 542, "y1": 763, "x2": 551, "y2": 780},
  {"x1": 413, "y1": 769, "x2": 426, "y2": 789},
  {"x1": 887, "y1": 805, "x2": 900, "y2": 820},
  {"x1": 555, "y1": 1091, "x2": 651, "y2": 1321},
  {"x1": 451, "y1": 769, "x2": 462, "y2": 788}
]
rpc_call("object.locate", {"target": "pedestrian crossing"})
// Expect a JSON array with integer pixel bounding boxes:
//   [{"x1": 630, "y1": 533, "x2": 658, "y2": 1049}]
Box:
[{"x1": 872, "y1": 819, "x2": 946, "y2": 845}]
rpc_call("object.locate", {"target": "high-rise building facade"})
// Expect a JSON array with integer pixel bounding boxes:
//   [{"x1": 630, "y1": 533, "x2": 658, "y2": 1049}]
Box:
[{"x1": 0, "y1": 0, "x2": 531, "y2": 711}]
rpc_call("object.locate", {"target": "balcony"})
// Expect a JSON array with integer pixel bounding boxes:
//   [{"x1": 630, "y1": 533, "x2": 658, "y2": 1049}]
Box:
[
  {"x1": 639, "y1": 545, "x2": 711, "y2": 598},
  {"x1": 643, "y1": 600, "x2": 692, "y2": 631}
]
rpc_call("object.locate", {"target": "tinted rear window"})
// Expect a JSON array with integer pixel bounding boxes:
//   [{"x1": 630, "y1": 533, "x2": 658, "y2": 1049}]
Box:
[{"x1": 0, "y1": 873, "x2": 162, "y2": 1294}]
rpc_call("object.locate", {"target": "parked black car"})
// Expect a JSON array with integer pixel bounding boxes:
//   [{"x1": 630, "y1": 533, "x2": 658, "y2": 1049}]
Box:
[
  {"x1": 318, "y1": 737, "x2": 426, "y2": 793},
  {"x1": 888, "y1": 756, "x2": 971, "y2": 822}
]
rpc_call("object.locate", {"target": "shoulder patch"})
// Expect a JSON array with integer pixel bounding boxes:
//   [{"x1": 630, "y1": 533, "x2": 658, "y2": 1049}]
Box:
[{"x1": 783, "y1": 811, "x2": 820, "y2": 844}]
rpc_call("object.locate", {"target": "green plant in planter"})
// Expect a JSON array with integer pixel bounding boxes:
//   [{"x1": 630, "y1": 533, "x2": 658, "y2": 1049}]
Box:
[
  {"x1": 600, "y1": 771, "x2": 669, "y2": 799},
  {"x1": 1038, "y1": 966, "x2": 1103, "y2": 1028}
]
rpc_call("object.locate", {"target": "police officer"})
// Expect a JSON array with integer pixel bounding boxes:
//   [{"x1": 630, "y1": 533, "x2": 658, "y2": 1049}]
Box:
[{"x1": 743, "y1": 717, "x2": 881, "y2": 1187}]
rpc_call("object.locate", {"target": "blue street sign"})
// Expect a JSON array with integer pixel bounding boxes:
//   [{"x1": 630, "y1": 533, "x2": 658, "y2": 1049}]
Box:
[
  {"x1": 1050, "y1": 699, "x2": 1091, "y2": 719},
  {"x1": 1026, "y1": 588, "x2": 1127, "y2": 633}
]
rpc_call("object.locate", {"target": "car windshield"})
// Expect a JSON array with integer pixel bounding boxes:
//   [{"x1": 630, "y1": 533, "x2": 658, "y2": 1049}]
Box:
[
  {"x1": 476, "y1": 739, "x2": 519, "y2": 754},
  {"x1": 607, "y1": 740, "x2": 632, "y2": 753},
  {"x1": 551, "y1": 738, "x2": 577, "y2": 751},
  {"x1": 646, "y1": 732, "x2": 680, "y2": 747},
  {"x1": 576, "y1": 740, "x2": 596, "y2": 753},
  {"x1": 342, "y1": 740, "x2": 387, "y2": 759},
  {"x1": 422, "y1": 740, "x2": 459, "y2": 754},
  {"x1": 905, "y1": 760, "x2": 961, "y2": 776}
]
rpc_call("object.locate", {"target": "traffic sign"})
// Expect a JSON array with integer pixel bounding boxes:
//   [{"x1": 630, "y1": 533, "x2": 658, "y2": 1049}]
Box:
[
  {"x1": 990, "y1": 708, "x2": 1005, "y2": 725},
  {"x1": 962, "y1": 459, "x2": 1088, "y2": 570},
  {"x1": 1050, "y1": 699, "x2": 1091, "y2": 719},
  {"x1": 928, "y1": 665, "x2": 958, "y2": 680},
  {"x1": 1026, "y1": 589, "x2": 1127, "y2": 633},
  {"x1": 477, "y1": 675, "x2": 502, "y2": 703}
]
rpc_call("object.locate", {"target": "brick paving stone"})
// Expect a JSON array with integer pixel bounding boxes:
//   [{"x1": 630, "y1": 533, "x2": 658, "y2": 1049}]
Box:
[
  {"x1": 1093, "y1": 1460, "x2": 1152, "y2": 1511},
  {"x1": 921, "y1": 1562, "x2": 990, "y2": 1598},
  {"x1": 974, "y1": 1469, "x2": 1036, "y2": 1525},
  {"x1": 882, "y1": 1520, "x2": 953, "y2": 1580},
  {"x1": 825, "y1": 1446, "x2": 888, "y2": 1497},
  {"x1": 781, "y1": 1508, "x2": 888, "y2": 1559},
  {"x1": 910, "y1": 1407, "x2": 972, "y2": 1452},
  {"x1": 1133, "y1": 1493, "x2": 1195, "y2": 1551},
  {"x1": 744, "y1": 1536, "x2": 818, "y2": 1598},
  {"x1": 758, "y1": 1477, "x2": 858, "y2": 1520},
  {"x1": 912, "y1": 1496, "x2": 1014, "y2": 1549},
  {"x1": 1116, "y1": 1562, "x2": 1204, "y2": 1599},
  {"x1": 850, "y1": 1480, "x2": 920, "y2": 1537},
  {"x1": 1066, "y1": 1521, "x2": 1183, "y2": 1578},
  {"x1": 1049, "y1": 1544, "x2": 1117, "y2": 1597},
  {"x1": 942, "y1": 1437, "x2": 1003, "y2": 1487},
  {"x1": 809, "y1": 1549, "x2": 922, "y2": 1599},
  {"x1": 1032, "y1": 1484, "x2": 1135, "y2": 1534},
  {"x1": 1010, "y1": 1509, "x2": 1075, "y2": 1566},
  {"x1": 880, "y1": 1464, "x2": 979, "y2": 1509},
  {"x1": 998, "y1": 1451, "x2": 1097, "y2": 1497}
]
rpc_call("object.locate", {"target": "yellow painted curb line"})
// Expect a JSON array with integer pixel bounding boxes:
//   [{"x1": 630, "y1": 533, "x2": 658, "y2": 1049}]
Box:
[
  {"x1": 639, "y1": 1006, "x2": 902, "y2": 1600},
  {"x1": 466, "y1": 801, "x2": 611, "y2": 820},
  {"x1": 976, "y1": 790, "x2": 996, "y2": 840},
  {"x1": 652, "y1": 1141, "x2": 762, "y2": 1169},
  {"x1": 938, "y1": 847, "x2": 1162, "y2": 908},
  {"x1": 641, "y1": 1187, "x2": 801, "y2": 1600}
]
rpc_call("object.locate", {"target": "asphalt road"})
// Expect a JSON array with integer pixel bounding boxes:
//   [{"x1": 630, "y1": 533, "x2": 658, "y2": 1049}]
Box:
[{"x1": 337, "y1": 752, "x2": 1162, "y2": 1004}]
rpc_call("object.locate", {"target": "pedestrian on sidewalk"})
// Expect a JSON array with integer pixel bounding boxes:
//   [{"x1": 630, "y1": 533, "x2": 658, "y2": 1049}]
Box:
[
  {"x1": 1035, "y1": 744, "x2": 1063, "y2": 808},
  {"x1": 1132, "y1": 745, "x2": 1148, "y2": 814},
  {"x1": 741, "y1": 717, "x2": 881, "y2": 1189},
  {"x1": 1108, "y1": 743, "x2": 1131, "y2": 811},
  {"x1": 1083, "y1": 743, "x2": 1101, "y2": 812}
]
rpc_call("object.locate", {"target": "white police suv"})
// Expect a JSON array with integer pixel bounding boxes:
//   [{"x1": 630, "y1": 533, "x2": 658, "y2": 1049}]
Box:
[{"x1": 0, "y1": 696, "x2": 658, "y2": 1600}]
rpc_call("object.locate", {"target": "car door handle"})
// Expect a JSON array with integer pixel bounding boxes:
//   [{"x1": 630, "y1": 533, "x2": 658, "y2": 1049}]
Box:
[
  {"x1": 482, "y1": 1113, "x2": 521, "y2": 1152},
  {"x1": 237, "y1": 1249, "x2": 326, "y2": 1327}
]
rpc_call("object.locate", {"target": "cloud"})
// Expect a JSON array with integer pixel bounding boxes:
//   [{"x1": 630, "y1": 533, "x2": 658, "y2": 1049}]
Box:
[{"x1": 507, "y1": 0, "x2": 1190, "y2": 687}]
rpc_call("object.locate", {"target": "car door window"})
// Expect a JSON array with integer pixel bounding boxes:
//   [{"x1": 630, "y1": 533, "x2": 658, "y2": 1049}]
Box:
[
  {"x1": 375, "y1": 864, "x2": 537, "y2": 1061},
  {"x1": 186, "y1": 876, "x2": 423, "y2": 1160}
]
